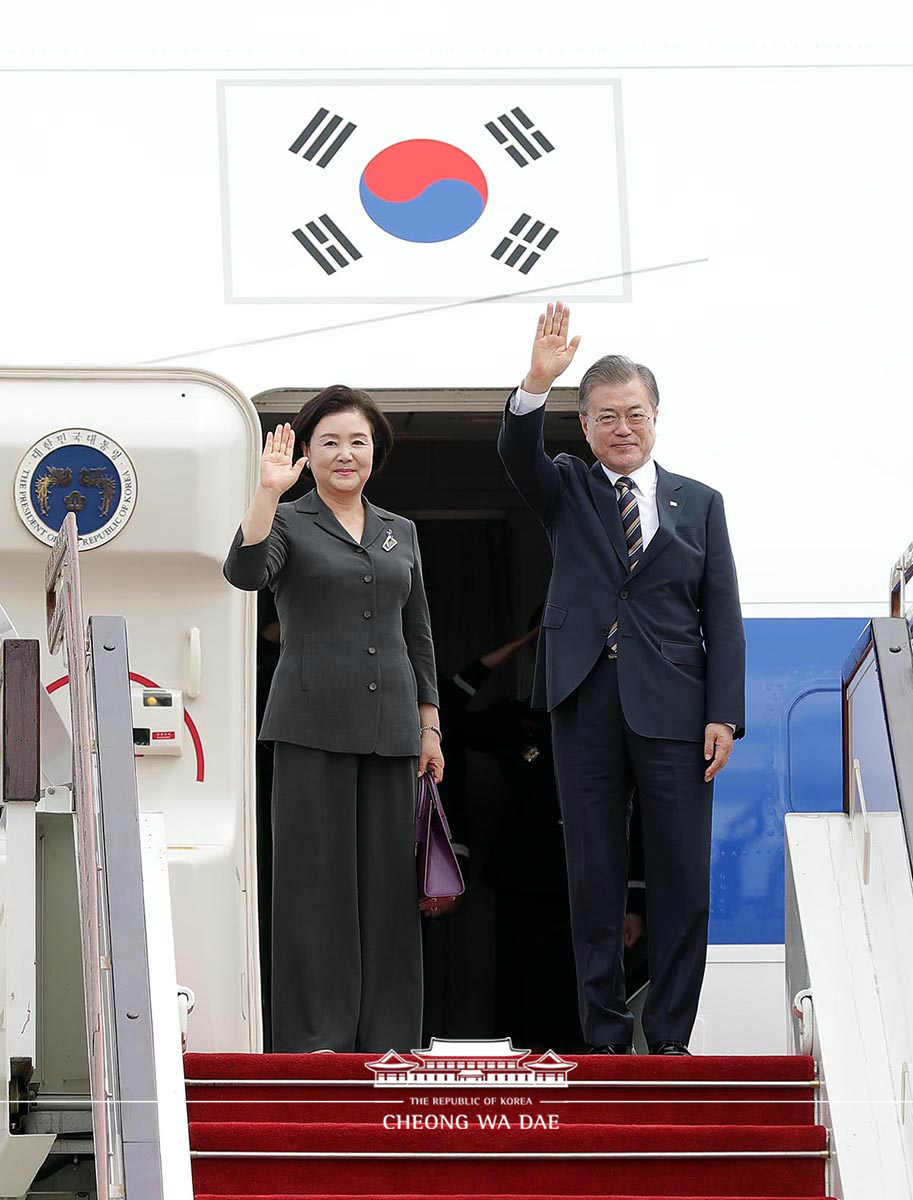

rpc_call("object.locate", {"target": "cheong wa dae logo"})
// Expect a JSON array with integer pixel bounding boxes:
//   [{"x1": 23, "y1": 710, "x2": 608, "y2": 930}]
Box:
[{"x1": 365, "y1": 1037, "x2": 576, "y2": 1087}]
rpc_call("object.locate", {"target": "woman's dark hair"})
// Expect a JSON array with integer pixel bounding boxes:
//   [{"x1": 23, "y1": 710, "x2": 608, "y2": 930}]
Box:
[{"x1": 290, "y1": 384, "x2": 395, "y2": 471}]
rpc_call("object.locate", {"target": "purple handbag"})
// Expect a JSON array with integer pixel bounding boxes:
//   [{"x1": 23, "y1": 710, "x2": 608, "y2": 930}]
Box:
[{"x1": 415, "y1": 772, "x2": 465, "y2": 913}]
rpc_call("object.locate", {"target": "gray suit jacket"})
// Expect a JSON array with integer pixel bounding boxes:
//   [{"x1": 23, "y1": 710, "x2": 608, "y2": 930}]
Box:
[{"x1": 223, "y1": 490, "x2": 438, "y2": 756}]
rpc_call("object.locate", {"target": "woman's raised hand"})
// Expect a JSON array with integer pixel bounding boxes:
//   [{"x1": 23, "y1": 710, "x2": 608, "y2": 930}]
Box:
[
  {"x1": 523, "y1": 300, "x2": 582, "y2": 394},
  {"x1": 260, "y1": 423, "x2": 306, "y2": 496}
]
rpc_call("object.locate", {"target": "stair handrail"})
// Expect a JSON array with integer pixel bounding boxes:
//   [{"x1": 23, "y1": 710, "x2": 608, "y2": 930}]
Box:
[
  {"x1": 45, "y1": 514, "x2": 113, "y2": 1195},
  {"x1": 45, "y1": 513, "x2": 165, "y2": 1200}
]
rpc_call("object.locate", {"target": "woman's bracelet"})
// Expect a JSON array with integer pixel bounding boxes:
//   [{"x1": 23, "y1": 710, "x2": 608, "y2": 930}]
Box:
[{"x1": 420, "y1": 724, "x2": 442, "y2": 740}]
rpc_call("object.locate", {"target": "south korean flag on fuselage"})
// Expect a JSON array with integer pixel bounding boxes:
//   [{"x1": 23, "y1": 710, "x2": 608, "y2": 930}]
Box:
[{"x1": 219, "y1": 77, "x2": 629, "y2": 303}]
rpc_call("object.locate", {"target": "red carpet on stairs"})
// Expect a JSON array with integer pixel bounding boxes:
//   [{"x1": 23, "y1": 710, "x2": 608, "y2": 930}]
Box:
[{"x1": 185, "y1": 1052, "x2": 832, "y2": 1199}]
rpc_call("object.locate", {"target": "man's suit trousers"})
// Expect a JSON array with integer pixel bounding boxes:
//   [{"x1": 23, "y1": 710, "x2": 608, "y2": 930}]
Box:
[
  {"x1": 550, "y1": 655, "x2": 713, "y2": 1048},
  {"x1": 271, "y1": 743, "x2": 422, "y2": 1053}
]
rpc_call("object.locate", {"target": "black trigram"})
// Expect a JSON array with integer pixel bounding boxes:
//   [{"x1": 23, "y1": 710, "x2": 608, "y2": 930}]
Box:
[
  {"x1": 289, "y1": 108, "x2": 357, "y2": 168},
  {"x1": 492, "y1": 214, "x2": 558, "y2": 274},
  {"x1": 485, "y1": 108, "x2": 554, "y2": 167},
  {"x1": 292, "y1": 216, "x2": 362, "y2": 275}
]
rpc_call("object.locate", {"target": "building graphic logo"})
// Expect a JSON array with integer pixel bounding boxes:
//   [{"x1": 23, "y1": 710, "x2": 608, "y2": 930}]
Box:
[
  {"x1": 15, "y1": 429, "x2": 137, "y2": 550},
  {"x1": 218, "y1": 76, "x2": 629, "y2": 303},
  {"x1": 366, "y1": 1037, "x2": 576, "y2": 1088}
]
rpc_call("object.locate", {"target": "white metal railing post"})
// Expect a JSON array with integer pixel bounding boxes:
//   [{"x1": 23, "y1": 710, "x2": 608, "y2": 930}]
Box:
[
  {"x1": 849, "y1": 757, "x2": 872, "y2": 885},
  {"x1": 889, "y1": 541, "x2": 913, "y2": 619}
]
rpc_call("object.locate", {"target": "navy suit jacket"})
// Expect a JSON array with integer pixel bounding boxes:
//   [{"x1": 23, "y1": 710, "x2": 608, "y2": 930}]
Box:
[{"x1": 498, "y1": 399, "x2": 746, "y2": 742}]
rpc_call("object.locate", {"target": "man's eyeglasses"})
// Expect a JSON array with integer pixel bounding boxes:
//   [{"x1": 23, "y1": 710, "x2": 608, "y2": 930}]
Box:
[{"x1": 590, "y1": 411, "x2": 653, "y2": 429}]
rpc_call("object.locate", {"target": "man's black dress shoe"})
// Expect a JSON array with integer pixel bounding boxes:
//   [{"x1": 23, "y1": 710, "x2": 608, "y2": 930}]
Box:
[
  {"x1": 648, "y1": 1040, "x2": 691, "y2": 1055},
  {"x1": 586, "y1": 1043, "x2": 632, "y2": 1055}
]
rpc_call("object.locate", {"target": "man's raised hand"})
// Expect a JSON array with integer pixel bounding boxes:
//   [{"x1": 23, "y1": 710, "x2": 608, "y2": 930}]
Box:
[
  {"x1": 260, "y1": 422, "x2": 306, "y2": 496},
  {"x1": 523, "y1": 301, "x2": 581, "y2": 394}
]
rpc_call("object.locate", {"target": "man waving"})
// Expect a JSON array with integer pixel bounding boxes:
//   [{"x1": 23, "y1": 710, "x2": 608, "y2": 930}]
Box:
[{"x1": 498, "y1": 302, "x2": 745, "y2": 1055}]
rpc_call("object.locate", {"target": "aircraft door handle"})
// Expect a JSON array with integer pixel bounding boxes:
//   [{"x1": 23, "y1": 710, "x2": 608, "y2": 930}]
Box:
[{"x1": 187, "y1": 626, "x2": 201, "y2": 699}]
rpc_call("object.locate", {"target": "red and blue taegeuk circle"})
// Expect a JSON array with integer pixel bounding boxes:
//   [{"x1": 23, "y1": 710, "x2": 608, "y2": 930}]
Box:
[{"x1": 359, "y1": 140, "x2": 488, "y2": 243}]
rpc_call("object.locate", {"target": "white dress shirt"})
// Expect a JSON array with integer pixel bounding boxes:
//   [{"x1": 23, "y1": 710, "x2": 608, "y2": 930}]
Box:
[
  {"x1": 511, "y1": 383, "x2": 735, "y2": 733},
  {"x1": 511, "y1": 383, "x2": 659, "y2": 548},
  {"x1": 601, "y1": 459, "x2": 658, "y2": 550}
]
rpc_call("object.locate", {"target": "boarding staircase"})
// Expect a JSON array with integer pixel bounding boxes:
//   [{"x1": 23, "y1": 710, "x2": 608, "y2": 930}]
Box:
[
  {"x1": 13, "y1": 523, "x2": 913, "y2": 1197},
  {"x1": 184, "y1": 1050, "x2": 830, "y2": 1199}
]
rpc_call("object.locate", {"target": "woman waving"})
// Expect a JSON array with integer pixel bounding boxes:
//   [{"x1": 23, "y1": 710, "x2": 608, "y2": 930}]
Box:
[{"x1": 224, "y1": 385, "x2": 443, "y2": 1053}]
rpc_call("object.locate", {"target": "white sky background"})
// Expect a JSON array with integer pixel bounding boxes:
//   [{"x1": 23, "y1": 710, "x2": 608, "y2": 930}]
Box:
[
  {"x1": 1, "y1": 1, "x2": 911, "y2": 65},
  {"x1": 1, "y1": 3, "x2": 912, "y2": 607}
]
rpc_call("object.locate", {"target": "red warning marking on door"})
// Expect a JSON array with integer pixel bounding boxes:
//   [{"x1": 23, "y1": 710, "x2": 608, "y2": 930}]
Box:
[
  {"x1": 47, "y1": 672, "x2": 206, "y2": 782},
  {"x1": 152, "y1": 731, "x2": 176, "y2": 740}
]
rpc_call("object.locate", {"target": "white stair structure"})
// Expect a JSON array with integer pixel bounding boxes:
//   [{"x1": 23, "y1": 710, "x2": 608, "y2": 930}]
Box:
[{"x1": 787, "y1": 607, "x2": 913, "y2": 1199}]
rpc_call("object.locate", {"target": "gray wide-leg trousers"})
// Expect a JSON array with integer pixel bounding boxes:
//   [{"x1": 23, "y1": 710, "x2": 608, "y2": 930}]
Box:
[{"x1": 270, "y1": 742, "x2": 422, "y2": 1053}]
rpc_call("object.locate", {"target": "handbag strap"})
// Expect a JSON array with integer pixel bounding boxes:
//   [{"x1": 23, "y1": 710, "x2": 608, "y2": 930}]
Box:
[
  {"x1": 419, "y1": 771, "x2": 454, "y2": 841},
  {"x1": 415, "y1": 775, "x2": 430, "y2": 836}
]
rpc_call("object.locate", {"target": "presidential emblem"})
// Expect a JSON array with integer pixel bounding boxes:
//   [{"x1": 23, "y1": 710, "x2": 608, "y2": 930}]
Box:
[{"x1": 15, "y1": 429, "x2": 137, "y2": 549}]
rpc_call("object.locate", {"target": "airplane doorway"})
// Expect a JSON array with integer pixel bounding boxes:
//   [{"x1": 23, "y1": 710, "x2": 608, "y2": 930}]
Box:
[{"x1": 251, "y1": 389, "x2": 594, "y2": 1052}]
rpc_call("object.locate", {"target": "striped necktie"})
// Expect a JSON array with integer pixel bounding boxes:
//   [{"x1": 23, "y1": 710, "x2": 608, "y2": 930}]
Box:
[{"x1": 607, "y1": 475, "x2": 642, "y2": 655}]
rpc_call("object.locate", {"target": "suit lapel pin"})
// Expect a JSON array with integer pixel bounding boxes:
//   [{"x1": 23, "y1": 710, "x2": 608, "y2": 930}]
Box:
[
  {"x1": 382, "y1": 529, "x2": 398, "y2": 552},
  {"x1": 669, "y1": 500, "x2": 678, "y2": 506}
]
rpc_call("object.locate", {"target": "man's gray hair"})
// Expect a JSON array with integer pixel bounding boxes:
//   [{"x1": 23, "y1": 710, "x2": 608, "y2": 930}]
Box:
[{"x1": 577, "y1": 355, "x2": 660, "y2": 414}]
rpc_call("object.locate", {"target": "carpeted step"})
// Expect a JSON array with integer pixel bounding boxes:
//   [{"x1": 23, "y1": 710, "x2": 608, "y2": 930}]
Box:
[
  {"x1": 190, "y1": 1119, "x2": 827, "y2": 1153},
  {"x1": 184, "y1": 1052, "x2": 817, "y2": 1084},
  {"x1": 185, "y1": 1052, "x2": 817, "y2": 1131},
  {"x1": 195, "y1": 1195, "x2": 840, "y2": 1200},
  {"x1": 190, "y1": 1120, "x2": 828, "y2": 1197},
  {"x1": 186, "y1": 1087, "x2": 815, "y2": 1127},
  {"x1": 192, "y1": 1159, "x2": 827, "y2": 1197}
]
